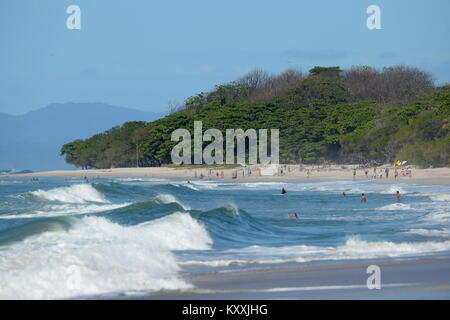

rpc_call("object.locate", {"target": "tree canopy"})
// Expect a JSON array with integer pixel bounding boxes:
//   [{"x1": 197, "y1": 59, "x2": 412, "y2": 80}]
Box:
[{"x1": 61, "y1": 66, "x2": 449, "y2": 168}]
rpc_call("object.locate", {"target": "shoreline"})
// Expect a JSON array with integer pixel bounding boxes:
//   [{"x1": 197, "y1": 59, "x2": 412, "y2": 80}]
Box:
[
  {"x1": 103, "y1": 253, "x2": 450, "y2": 300},
  {"x1": 3, "y1": 166, "x2": 450, "y2": 186},
  {"x1": 2, "y1": 167, "x2": 449, "y2": 300}
]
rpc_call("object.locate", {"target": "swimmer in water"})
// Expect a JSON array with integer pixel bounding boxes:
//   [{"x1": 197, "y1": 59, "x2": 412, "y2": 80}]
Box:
[
  {"x1": 291, "y1": 212, "x2": 299, "y2": 219},
  {"x1": 396, "y1": 190, "x2": 401, "y2": 201},
  {"x1": 281, "y1": 188, "x2": 287, "y2": 194},
  {"x1": 361, "y1": 193, "x2": 367, "y2": 203},
  {"x1": 342, "y1": 191, "x2": 346, "y2": 197}
]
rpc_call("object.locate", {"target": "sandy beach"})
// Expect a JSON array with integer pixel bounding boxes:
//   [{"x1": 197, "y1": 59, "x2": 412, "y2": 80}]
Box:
[
  {"x1": 6, "y1": 165, "x2": 450, "y2": 186},
  {"x1": 104, "y1": 253, "x2": 450, "y2": 300},
  {"x1": 3, "y1": 165, "x2": 450, "y2": 300}
]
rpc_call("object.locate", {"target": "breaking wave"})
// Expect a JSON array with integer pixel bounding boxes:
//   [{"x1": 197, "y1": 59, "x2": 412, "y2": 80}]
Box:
[
  {"x1": 0, "y1": 213, "x2": 212, "y2": 299},
  {"x1": 30, "y1": 184, "x2": 109, "y2": 204},
  {"x1": 154, "y1": 194, "x2": 190, "y2": 210}
]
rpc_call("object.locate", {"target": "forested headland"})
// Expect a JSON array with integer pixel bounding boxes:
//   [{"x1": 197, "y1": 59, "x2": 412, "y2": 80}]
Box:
[{"x1": 61, "y1": 66, "x2": 450, "y2": 169}]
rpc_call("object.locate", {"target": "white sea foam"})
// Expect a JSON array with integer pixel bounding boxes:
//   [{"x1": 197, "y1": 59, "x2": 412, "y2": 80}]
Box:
[
  {"x1": 114, "y1": 178, "x2": 170, "y2": 184},
  {"x1": 428, "y1": 194, "x2": 450, "y2": 202},
  {"x1": 180, "y1": 236, "x2": 450, "y2": 268},
  {"x1": 189, "y1": 181, "x2": 222, "y2": 190},
  {"x1": 302, "y1": 182, "x2": 413, "y2": 195},
  {"x1": 240, "y1": 182, "x2": 285, "y2": 189},
  {"x1": 137, "y1": 212, "x2": 212, "y2": 250},
  {"x1": 382, "y1": 186, "x2": 408, "y2": 194},
  {"x1": 405, "y1": 228, "x2": 450, "y2": 237},
  {"x1": 170, "y1": 182, "x2": 200, "y2": 191},
  {"x1": 182, "y1": 180, "x2": 413, "y2": 195},
  {"x1": 0, "y1": 203, "x2": 132, "y2": 219},
  {"x1": 183, "y1": 183, "x2": 199, "y2": 191},
  {"x1": 422, "y1": 211, "x2": 450, "y2": 224},
  {"x1": 376, "y1": 203, "x2": 413, "y2": 211},
  {"x1": 0, "y1": 180, "x2": 23, "y2": 185},
  {"x1": 303, "y1": 186, "x2": 329, "y2": 191},
  {"x1": 0, "y1": 212, "x2": 212, "y2": 299},
  {"x1": 31, "y1": 184, "x2": 108, "y2": 204}
]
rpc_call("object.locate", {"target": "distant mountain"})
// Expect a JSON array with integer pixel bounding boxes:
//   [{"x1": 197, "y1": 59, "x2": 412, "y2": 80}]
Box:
[{"x1": 0, "y1": 103, "x2": 166, "y2": 171}]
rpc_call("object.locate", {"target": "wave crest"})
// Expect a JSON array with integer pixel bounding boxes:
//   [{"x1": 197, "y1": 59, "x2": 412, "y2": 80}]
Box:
[
  {"x1": 0, "y1": 213, "x2": 212, "y2": 299},
  {"x1": 154, "y1": 194, "x2": 190, "y2": 210},
  {"x1": 30, "y1": 184, "x2": 109, "y2": 204}
]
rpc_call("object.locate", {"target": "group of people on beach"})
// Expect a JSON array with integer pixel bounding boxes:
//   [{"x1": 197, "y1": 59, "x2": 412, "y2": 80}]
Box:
[
  {"x1": 359, "y1": 167, "x2": 412, "y2": 180},
  {"x1": 195, "y1": 170, "x2": 224, "y2": 179}
]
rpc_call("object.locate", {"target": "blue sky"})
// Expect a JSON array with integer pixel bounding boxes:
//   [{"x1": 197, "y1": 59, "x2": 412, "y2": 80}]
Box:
[{"x1": 1, "y1": 0, "x2": 449, "y2": 114}]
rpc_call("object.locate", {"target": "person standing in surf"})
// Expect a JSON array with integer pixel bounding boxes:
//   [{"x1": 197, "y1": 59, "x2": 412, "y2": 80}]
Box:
[{"x1": 361, "y1": 193, "x2": 367, "y2": 203}]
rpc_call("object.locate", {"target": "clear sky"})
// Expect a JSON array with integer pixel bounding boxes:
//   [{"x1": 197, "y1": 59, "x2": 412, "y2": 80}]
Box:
[{"x1": 1, "y1": 0, "x2": 449, "y2": 115}]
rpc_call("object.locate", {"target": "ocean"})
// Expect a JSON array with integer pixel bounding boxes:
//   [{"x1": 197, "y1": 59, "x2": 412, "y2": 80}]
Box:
[{"x1": 0, "y1": 177, "x2": 449, "y2": 299}]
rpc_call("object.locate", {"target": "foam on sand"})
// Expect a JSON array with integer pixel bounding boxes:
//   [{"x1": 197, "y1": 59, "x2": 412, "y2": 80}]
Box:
[{"x1": 180, "y1": 235, "x2": 450, "y2": 267}]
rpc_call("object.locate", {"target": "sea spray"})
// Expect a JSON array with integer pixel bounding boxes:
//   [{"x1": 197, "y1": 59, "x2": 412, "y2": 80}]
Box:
[
  {"x1": 31, "y1": 184, "x2": 109, "y2": 204},
  {"x1": 0, "y1": 213, "x2": 212, "y2": 299},
  {"x1": 0, "y1": 203, "x2": 132, "y2": 219},
  {"x1": 1, "y1": 177, "x2": 449, "y2": 299}
]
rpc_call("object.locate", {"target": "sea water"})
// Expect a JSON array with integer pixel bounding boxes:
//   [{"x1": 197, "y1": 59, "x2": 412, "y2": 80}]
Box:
[{"x1": 0, "y1": 177, "x2": 449, "y2": 299}]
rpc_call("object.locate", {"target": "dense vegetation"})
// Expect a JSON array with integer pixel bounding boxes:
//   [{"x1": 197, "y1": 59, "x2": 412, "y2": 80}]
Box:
[{"x1": 61, "y1": 66, "x2": 449, "y2": 168}]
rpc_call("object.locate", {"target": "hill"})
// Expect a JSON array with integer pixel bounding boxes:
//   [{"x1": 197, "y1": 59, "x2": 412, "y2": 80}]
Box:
[{"x1": 60, "y1": 66, "x2": 450, "y2": 169}]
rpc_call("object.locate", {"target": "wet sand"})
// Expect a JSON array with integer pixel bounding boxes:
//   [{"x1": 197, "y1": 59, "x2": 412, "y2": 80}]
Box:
[
  {"x1": 5, "y1": 167, "x2": 449, "y2": 300},
  {"x1": 126, "y1": 254, "x2": 450, "y2": 300},
  {"x1": 6, "y1": 165, "x2": 450, "y2": 300}
]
